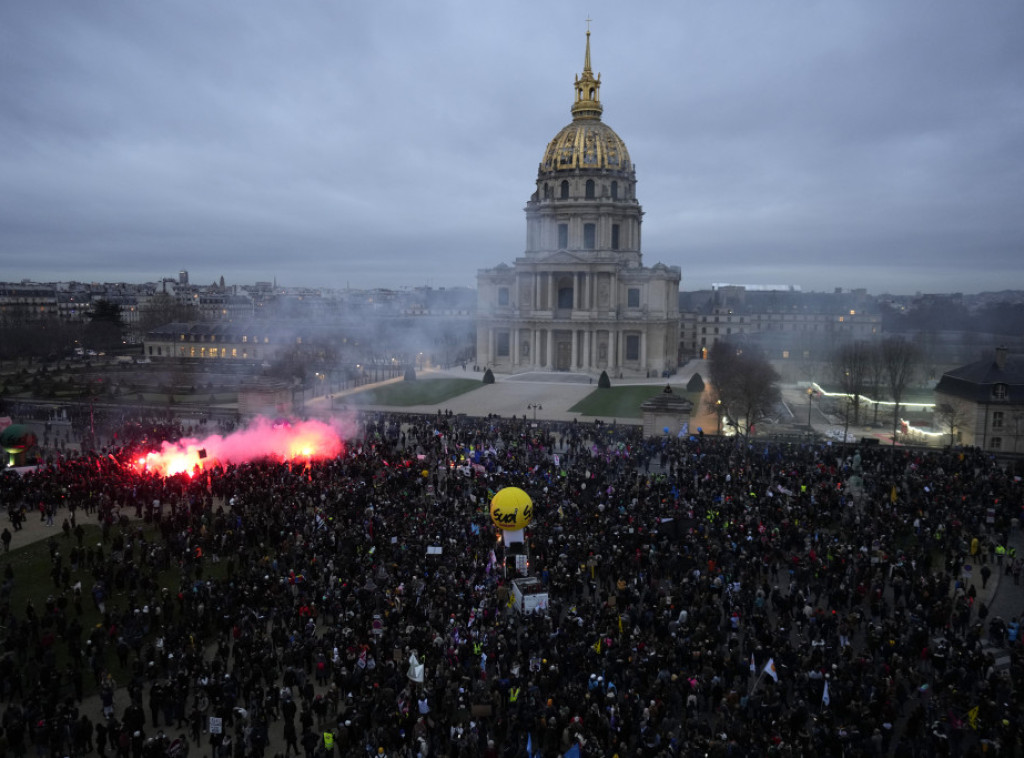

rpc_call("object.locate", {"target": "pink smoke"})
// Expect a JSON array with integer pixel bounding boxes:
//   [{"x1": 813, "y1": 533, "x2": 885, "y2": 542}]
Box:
[{"x1": 135, "y1": 416, "x2": 351, "y2": 477}]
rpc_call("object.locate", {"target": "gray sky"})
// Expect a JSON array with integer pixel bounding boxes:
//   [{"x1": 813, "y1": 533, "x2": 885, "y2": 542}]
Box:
[{"x1": 2, "y1": 1, "x2": 1022, "y2": 294}]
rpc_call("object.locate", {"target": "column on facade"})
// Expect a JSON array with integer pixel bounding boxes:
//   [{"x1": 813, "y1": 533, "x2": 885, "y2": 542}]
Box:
[
  {"x1": 571, "y1": 329, "x2": 578, "y2": 368},
  {"x1": 546, "y1": 329, "x2": 554, "y2": 368},
  {"x1": 487, "y1": 328, "x2": 495, "y2": 368},
  {"x1": 582, "y1": 328, "x2": 591, "y2": 369},
  {"x1": 513, "y1": 327, "x2": 520, "y2": 366},
  {"x1": 640, "y1": 331, "x2": 647, "y2": 370}
]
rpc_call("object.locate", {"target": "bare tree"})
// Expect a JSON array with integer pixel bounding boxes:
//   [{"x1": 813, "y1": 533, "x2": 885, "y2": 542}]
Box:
[
  {"x1": 707, "y1": 342, "x2": 782, "y2": 438},
  {"x1": 934, "y1": 398, "x2": 972, "y2": 447},
  {"x1": 866, "y1": 342, "x2": 887, "y2": 425},
  {"x1": 138, "y1": 293, "x2": 201, "y2": 335},
  {"x1": 831, "y1": 341, "x2": 871, "y2": 425},
  {"x1": 880, "y1": 336, "x2": 920, "y2": 447}
]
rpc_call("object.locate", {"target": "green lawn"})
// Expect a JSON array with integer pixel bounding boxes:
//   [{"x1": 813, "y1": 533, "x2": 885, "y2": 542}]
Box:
[
  {"x1": 341, "y1": 378, "x2": 481, "y2": 407},
  {"x1": 570, "y1": 384, "x2": 702, "y2": 419},
  {"x1": 2, "y1": 522, "x2": 229, "y2": 694}
]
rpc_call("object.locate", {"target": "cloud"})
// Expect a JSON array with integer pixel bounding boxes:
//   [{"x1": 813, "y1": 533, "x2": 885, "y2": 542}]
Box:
[{"x1": 0, "y1": 0, "x2": 1021, "y2": 293}]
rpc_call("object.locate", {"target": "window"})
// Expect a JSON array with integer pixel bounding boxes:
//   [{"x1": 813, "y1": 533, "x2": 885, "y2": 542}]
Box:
[
  {"x1": 583, "y1": 223, "x2": 596, "y2": 250},
  {"x1": 611, "y1": 224, "x2": 620, "y2": 250},
  {"x1": 991, "y1": 437, "x2": 1002, "y2": 450},
  {"x1": 611, "y1": 181, "x2": 618, "y2": 200},
  {"x1": 993, "y1": 383, "x2": 1008, "y2": 400},
  {"x1": 585, "y1": 180, "x2": 595, "y2": 199},
  {"x1": 558, "y1": 224, "x2": 568, "y2": 250},
  {"x1": 496, "y1": 331, "x2": 510, "y2": 357},
  {"x1": 557, "y1": 287, "x2": 574, "y2": 309},
  {"x1": 627, "y1": 288, "x2": 640, "y2": 308},
  {"x1": 993, "y1": 411, "x2": 1004, "y2": 429},
  {"x1": 625, "y1": 335, "x2": 640, "y2": 361},
  {"x1": 560, "y1": 180, "x2": 569, "y2": 199},
  {"x1": 498, "y1": 287, "x2": 509, "y2": 307}
]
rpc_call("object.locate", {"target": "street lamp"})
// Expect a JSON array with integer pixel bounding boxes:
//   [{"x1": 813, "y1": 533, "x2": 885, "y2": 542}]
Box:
[
  {"x1": 527, "y1": 403, "x2": 542, "y2": 420},
  {"x1": 806, "y1": 387, "x2": 816, "y2": 429},
  {"x1": 715, "y1": 399, "x2": 722, "y2": 435}
]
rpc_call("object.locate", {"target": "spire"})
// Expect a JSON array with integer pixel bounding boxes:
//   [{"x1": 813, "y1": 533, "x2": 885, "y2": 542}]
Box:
[
  {"x1": 584, "y1": 21, "x2": 593, "y2": 73},
  {"x1": 571, "y1": 27, "x2": 603, "y2": 121}
]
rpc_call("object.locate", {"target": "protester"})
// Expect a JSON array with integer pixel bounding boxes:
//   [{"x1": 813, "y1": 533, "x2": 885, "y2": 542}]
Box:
[{"x1": 1, "y1": 409, "x2": 1022, "y2": 757}]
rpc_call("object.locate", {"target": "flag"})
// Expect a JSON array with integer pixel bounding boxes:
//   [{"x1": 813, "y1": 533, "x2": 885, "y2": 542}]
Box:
[
  {"x1": 407, "y1": 653, "x2": 424, "y2": 683},
  {"x1": 592, "y1": 638, "x2": 602, "y2": 654},
  {"x1": 822, "y1": 680, "x2": 830, "y2": 707},
  {"x1": 750, "y1": 654, "x2": 756, "y2": 674},
  {"x1": 967, "y1": 705, "x2": 979, "y2": 730},
  {"x1": 763, "y1": 658, "x2": 778, "y2": 682},
  {"x1": 890, "y1": 485, "x2": 898, "y2": 504},
  {"x1": 527, "y1": 733, "x2": 534, "y2": 757},
  {"x1": 564, "y1": 746, "x2": 581, "y2": 758}
]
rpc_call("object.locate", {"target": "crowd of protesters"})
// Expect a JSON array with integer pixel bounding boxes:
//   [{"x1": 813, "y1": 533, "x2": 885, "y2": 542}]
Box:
[{"x1": 1, "y1": 409, "x2": 1023, "y2": 758}]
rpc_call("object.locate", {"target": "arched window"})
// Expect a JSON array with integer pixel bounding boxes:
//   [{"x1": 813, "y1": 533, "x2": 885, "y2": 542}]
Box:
[
  {"x1": 585, "y1": 180, "x2": 595, "y2": 199},
  {"x1": 560, "y1": 180, "x2": 569, "y2": 199},
  {"x1": 611, "y1": 181, "x2": 618, "y2": 200}
]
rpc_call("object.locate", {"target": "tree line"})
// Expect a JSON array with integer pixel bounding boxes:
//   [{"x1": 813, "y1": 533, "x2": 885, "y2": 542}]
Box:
[{"x1": 707, "y1": 336, "x2": 924, "y2": 445}]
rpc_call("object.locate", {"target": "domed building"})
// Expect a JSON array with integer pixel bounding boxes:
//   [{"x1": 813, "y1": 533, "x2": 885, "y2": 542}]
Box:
[{"x1": 477, "y1": 31, "x2": 681, "y2": 376}]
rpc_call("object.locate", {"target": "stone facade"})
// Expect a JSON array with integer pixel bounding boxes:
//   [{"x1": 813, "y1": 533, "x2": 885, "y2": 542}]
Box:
[
  {"x1": 934, "y1": 346, "x2": 1024, "y2": 453},
  {"x1": 477, "y1": 31, "x2": 680, "y2": 377}
]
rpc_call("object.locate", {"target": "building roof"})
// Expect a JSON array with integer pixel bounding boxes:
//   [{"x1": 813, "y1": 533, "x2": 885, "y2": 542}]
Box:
[
  {"x1": 934, "y1": 349, "x2": 1024, "y2": 404},
  {"x1": 539, "y1": 31, "x2": 631, "y2": 176},
  {"x1": 641, "y1": 385, "x2": 694, "y2": 414}
]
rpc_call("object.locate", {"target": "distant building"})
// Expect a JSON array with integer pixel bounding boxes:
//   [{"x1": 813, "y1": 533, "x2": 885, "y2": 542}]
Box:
[
  {"x1": 476, "y1": 31, "x2": 680, "y2": 376},
  {"x1": 679, "y1": 286, "x2": 880, "y2": 361},
  {"x1": 0, "y1": 283, "x2": 59, "y2": 324},
  {"x1": 143, "y1": 321, "x2": 297, "y2": 362},
  {"x1": 934, "y1": 346, "x2": 1024, "y2": 452}
]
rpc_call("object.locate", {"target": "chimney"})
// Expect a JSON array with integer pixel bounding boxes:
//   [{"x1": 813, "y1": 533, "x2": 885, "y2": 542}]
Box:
[{"x1": 995, "y1": 346, "x2": 1007, "y2": 371}]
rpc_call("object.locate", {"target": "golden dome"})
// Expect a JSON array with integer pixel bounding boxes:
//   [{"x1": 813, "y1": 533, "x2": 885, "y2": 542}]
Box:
[
  {"x1": 540, "y1": 120, "x2": 631, "y2": 174},
  {"x1": 538, "y1": 30, "x2": 632, "y2": 175}
]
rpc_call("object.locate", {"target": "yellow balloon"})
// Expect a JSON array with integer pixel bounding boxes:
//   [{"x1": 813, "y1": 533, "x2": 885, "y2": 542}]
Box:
[
  {"x1": 490, "y1": 487, "x2": 534, "y2": 530},
  {"x1": 421, "y1": 470, "x2": 430, "y2": 478}
]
